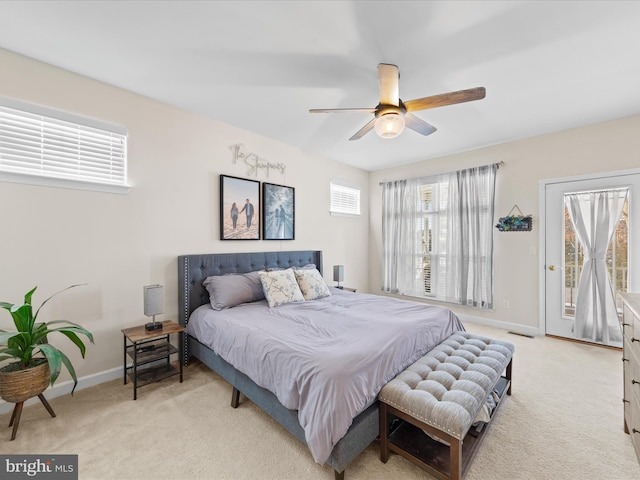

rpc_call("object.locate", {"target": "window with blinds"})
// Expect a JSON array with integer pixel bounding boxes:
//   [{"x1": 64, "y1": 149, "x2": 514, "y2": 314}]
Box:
[
  {"x1": 0, "y1": 97, "x2": 129, "y2": 193},
  {"x1": 330, "y1": 182, "x2": 360, "y2": 215}
]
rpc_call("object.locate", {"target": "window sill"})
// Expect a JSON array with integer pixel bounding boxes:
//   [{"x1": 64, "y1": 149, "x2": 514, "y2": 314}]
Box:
[
  {"x1": 0, "y1": 171, "x2": 130, "y2": 195},
  {"x1": 329, "y1": 211, "x2": 361, "y2": 218}
]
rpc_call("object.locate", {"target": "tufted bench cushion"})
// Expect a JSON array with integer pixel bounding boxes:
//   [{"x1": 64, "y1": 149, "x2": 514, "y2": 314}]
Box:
[
  {"x1": 379, "y1": 331, "x2": 514, "y2": 440},
  {"x1": 379, "y1": 331, "x2": 514, "y2": 480}
]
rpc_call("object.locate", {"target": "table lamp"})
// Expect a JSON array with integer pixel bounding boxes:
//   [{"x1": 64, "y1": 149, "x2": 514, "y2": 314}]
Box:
[
  {"x1": 333, "y1": 265, "x2": 344, "y2": 289},
  {"x1": 143, "y1": 284, "x2": 163, "y2": 331}
]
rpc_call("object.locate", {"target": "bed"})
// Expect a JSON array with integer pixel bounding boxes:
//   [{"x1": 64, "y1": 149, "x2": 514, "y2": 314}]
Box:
[{"x1": 178, "y1": 250, "x2": 464, "y2": 479}]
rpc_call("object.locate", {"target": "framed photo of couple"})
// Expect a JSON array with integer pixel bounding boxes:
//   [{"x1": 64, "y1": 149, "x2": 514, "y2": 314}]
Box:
[{"x1": 220, "y1": 175, "x2": 260, "y2": 240}]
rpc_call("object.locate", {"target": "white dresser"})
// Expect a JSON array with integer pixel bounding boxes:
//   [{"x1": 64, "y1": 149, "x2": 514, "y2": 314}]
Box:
[{"x1": 621, "y1": 293, "x2": 640, "y2": 464}]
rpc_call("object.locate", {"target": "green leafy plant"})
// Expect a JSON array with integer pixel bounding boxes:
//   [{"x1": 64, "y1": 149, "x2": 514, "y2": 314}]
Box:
[{"x1": 0, "y1": 285, "x2": 94, "y2": 394}]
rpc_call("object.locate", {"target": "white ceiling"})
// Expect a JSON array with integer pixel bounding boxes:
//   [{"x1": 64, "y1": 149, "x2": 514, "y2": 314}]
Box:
[{"x1": 1, "y1": 1, "x2": 639, "y2": 171}]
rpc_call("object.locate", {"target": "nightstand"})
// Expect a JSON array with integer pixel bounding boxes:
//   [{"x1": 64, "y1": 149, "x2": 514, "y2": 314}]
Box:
[{"x1": 122, "y1": 320, "x2": 184, "y2": 400}]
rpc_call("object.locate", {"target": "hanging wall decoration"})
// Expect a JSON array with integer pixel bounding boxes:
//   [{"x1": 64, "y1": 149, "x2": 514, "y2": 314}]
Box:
[
  {"x1": 229, "y1": 143, "x2": 286, "y2": 178},
  {"x1": 496, "y1": 205, "x2": 533, "y2": 232}
]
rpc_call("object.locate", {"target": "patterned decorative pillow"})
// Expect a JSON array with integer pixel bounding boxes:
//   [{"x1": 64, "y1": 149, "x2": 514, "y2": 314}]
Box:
[
  {"x1": 258, "y1": 268, "x2": 305, "y2": 307},
  {"x1": 203, "y1": 271, "x2": 265, "y2": 310},
  {"x1": 294, "y1": 268, "x2": 331, "y2": 301}
]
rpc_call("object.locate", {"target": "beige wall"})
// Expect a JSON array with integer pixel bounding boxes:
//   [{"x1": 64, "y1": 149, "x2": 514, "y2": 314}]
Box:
[
  {"x1": 369, "y1": 114, "x2": 640, "y2": 333},
  {"x1": 2, "y1": 45, "x2": 639, "y2": 396},
  {"x1": 0, "y1": 49, "x2": 369, "y2": 391}
]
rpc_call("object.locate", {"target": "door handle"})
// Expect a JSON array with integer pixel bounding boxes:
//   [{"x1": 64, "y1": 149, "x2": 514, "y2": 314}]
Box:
[{"x1": 548, "y1": 265, "x2": 558, "y2": 271}]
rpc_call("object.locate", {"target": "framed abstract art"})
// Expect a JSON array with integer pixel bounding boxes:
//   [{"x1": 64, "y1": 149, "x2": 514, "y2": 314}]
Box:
[{"x1": 262, "y1": 182, "x2": 295, "y2": 240}]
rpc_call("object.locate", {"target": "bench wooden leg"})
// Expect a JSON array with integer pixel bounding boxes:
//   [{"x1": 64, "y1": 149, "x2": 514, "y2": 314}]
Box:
[
  {"x1": 450, "y1": 437, "x2": 462, "y2": 480},
  {"x1": 379, "y1": 402, "x2": 389, "y2": 463}
]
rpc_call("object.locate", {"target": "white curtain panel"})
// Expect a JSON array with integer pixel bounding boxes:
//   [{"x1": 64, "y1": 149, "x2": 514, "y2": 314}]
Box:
[
  {"x1": 566, "y1": 189, "x2": 628, "y2": 343},
  {"x1": 433, "y1": 164, "x2": 497, "y2": 308},
  {"x1": 382, "y1": 164, "x2": 496, "y2": 307},
  {"x1": 381, "y1": 178, "x2": 421, "y2": 295}
]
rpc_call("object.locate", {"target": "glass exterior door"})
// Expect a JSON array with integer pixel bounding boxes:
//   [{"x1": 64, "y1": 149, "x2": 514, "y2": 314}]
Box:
[{"x1": 544, "y1": 173, "x2": 639, "y2": 347}]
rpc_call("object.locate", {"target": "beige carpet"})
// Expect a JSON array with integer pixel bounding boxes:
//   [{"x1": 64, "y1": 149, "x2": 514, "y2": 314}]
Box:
[{"x1": 2, "y1": 323, "x2": 639, "y2": 480}]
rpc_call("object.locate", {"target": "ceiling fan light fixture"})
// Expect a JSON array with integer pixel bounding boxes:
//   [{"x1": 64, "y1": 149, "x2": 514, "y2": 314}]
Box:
[
  {"x1": 374, "y1": 113, "x2": 405, "y2": 139},
  {"x1": 310, "y1": 63, "x2": 485, "y2": 141}
]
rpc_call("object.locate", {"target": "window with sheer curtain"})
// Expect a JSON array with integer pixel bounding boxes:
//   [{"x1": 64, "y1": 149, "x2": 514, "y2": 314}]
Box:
[{"x1": 382, "y1": 163, "x2": 497, "y2": 308}]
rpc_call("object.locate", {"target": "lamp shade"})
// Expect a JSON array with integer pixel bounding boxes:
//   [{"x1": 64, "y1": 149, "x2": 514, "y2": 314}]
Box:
[
  {"x1": 143, "y1": 284, "x2": 163, "y2": 317},
  {"x1": 333, "y1": 265, "x2": 344, "y2": 283},
  {"x1": 374, "y1": 113, "x2": 405, "y2": 139}
]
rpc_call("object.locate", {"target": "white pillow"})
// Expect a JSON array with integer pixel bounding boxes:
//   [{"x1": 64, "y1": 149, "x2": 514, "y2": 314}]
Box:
[
  {"x1": 258, "y1": 269, "x2": 305, "y2": 307},
  {"x1": 294, "y1": 268, "x2": 331, "y2": 301}
]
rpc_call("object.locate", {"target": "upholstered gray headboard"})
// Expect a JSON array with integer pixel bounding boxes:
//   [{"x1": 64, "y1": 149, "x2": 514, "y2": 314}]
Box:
[{"x1": 178, "y1": 250, "x2": 323, "y2": 329}]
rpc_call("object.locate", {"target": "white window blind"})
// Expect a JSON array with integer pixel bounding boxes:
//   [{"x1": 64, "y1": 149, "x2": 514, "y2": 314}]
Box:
[
  {"x1": 0, "y1": 97, "x2": 128, "y2": 193},
  {"x1": 330, "y1": 182, "x2": 360, "y2": 215}
]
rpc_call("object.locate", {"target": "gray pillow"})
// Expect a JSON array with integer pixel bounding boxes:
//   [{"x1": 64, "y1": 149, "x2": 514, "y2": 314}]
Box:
[{"x1": 203, "y1": 271, "x2": 265, "y2": 310}]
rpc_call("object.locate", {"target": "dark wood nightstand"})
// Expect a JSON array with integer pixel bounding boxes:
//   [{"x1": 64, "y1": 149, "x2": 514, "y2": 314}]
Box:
[{"x1": 122, "y1": 320, "x2": 184, "y2": 400}]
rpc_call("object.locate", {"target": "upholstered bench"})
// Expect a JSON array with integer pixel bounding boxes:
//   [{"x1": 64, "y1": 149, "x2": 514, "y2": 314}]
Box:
[{"x1": 379, "y1": 331, "x2": 514, "y2": 480}]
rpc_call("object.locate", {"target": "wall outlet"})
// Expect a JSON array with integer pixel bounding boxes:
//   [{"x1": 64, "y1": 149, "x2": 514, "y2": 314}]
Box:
[{"x1": 503, "y1": 300, "x2": 510, "y2": 309}]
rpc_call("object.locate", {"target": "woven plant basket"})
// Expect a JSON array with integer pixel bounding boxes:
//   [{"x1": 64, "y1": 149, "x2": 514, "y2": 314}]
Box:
[{"x1": 0, "y1": 359, "x2": 50, "y2": 403}]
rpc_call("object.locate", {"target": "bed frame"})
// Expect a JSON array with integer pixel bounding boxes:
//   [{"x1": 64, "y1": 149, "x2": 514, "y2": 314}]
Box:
[{"x1": 178, "y1": 251, "x2": 379, "y2": 480}]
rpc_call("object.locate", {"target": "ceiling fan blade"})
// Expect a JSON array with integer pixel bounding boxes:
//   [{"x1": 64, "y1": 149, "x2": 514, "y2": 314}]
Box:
[
  {"x1": 404, "y1": 87, "x2": 486, "y2": 112},
  {"x1": 309, "y1": 108, "x2": 375, "y2": 114},
  {"x1": 404, "y1": 113, "x2": 437, "y2": 136},
  {"x1": 349, "y1": 118, "x2": 376, "y2": 141},
  {"x1": 378, "y1": 63, "x2": 399, "y2": 106}
]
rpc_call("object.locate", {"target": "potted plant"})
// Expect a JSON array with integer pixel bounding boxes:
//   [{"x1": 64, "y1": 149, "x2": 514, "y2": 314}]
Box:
[{"x1": 0, "y1": 284, "x2": 94, "y2": 402}]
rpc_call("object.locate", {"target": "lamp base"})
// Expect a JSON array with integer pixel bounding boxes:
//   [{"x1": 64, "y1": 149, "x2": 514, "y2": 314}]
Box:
[{"x1": 145, "y1": 322, "x2": 163, "y2": 332}]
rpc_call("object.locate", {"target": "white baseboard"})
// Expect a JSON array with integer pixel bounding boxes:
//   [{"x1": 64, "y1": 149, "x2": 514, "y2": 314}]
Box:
[
  {"x1": 0, "y1": 366, "x2": 122, "y2": 415},
  {"x1": 457, "y1": 313, "x2": 542, "y2": 338}
]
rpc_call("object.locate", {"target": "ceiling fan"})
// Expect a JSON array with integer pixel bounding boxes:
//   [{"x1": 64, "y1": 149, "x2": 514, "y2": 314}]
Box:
[{"x1": 309, "y1": 63, "x2": 486, "y2": 141}]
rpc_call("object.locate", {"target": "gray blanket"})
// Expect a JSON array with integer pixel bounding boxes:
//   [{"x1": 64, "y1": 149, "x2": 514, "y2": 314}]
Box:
[{"x1": 186, "y1": 288, "x2": 464, "y2": 464}]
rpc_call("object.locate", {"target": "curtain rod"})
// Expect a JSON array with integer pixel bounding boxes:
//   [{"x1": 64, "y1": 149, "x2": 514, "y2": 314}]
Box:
[
  {"x1": 379, "y1": 161, "x2": 504, "y2": 185},
  {"x1": 565, "y1": 187, "x2": 629, "y2": 196}
]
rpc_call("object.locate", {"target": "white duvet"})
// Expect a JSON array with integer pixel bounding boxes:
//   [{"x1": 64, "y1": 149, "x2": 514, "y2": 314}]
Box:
[{"x1": 185, "y1": 288, "x2": 464, "y2": 464}]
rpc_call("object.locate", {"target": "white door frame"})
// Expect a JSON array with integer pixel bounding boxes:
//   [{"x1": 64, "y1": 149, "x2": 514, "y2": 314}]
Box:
[{"x1": 538, "y1": 168, "x2": 640, "y2": 336}]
